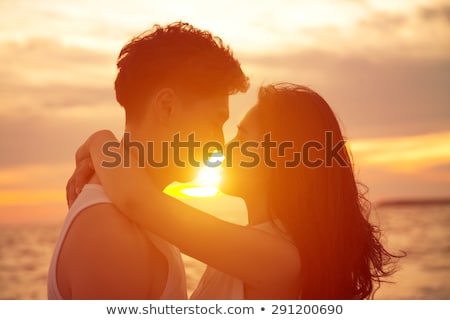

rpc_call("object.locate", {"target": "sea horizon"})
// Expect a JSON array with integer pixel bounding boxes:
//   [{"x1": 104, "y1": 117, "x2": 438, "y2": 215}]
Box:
[{"x1": 1, "y1": 198, "x2": 449, "y2": 300}]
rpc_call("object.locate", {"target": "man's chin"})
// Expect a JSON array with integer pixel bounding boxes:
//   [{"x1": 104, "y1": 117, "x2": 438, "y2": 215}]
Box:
[{"x1": 218, "y1": 181, "x2": 241, "y2": 198}]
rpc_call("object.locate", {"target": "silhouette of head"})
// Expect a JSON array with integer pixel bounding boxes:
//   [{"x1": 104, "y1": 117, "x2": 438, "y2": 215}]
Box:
[
  {"x1": 222, "y1": 83, "x2": 349, "y2": 198},
  {"x1": 114, "y1": 22, "x2": 248, "y2": 182},
  {"x1": 222, "y1": 83, "x2": 397, "y2": 299}
]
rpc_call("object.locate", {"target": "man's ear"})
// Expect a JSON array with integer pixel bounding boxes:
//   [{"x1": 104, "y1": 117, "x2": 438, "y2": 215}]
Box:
[{"x1": 153, "y1": 88, "x2": 177, "y2": 126}]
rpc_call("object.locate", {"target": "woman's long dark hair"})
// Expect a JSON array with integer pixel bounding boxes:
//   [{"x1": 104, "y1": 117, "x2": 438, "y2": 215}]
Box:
[{"x1": 257, "y1": 83, "x2": 400, "y2": 299}]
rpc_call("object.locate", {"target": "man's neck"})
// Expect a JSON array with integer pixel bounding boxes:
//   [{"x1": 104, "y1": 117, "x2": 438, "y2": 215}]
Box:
[{"x1": 121, "y1": 125, "x2": 174, "y2": 191}]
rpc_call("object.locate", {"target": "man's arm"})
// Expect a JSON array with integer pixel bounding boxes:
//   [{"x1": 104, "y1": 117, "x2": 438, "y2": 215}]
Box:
[{"x1": 58, "y1": 203, "x2": 154, "y2": 299}]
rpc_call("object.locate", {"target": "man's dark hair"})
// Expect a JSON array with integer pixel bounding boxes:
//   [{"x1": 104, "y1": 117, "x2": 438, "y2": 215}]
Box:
[{"x1": 115, "y1": 21, "x2": 249, "y2": 121}]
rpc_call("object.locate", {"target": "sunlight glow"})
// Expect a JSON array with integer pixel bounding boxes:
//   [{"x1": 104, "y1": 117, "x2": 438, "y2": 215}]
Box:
[
  {"x1": 164, "y1": 157, "x2": 224, "y2": 198},
  {"x1": 181, "y1": 186, "x2": 219, "y2": 197},
  {"x1": 195, "y1": 166, "x2": 222, "y2": 186}
]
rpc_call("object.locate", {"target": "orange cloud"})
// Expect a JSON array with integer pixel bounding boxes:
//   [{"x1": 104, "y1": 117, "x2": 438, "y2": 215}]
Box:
[{"x1": 349, "y1": 131, "x2": 450, "y2": 173}]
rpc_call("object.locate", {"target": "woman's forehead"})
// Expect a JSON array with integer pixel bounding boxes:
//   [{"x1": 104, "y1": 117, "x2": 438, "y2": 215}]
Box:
[{"x1": 239, "y1": 105, "x2": 261, "y2": 126}]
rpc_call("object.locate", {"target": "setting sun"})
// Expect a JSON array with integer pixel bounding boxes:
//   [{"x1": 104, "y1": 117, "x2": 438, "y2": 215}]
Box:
[{"x1": 164, "y1": 165, "x2": 223, "y2": 198}]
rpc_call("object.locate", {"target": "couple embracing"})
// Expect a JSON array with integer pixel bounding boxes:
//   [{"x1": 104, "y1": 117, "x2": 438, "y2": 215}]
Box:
[{"x1": 48, "y1": 22, "x2": 397, "y2": 300}]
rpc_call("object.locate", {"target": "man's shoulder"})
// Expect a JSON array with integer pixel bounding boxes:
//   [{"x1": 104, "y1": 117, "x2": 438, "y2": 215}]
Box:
[
  {"x1": 66, "y1": 202, "x2": 149, "y2": 251},
  {"x1": 58, "y1": 203, "x2": 161, "y2": 299},
  {"x1": 72, "y1": 202, "x2": 132, "y2": 233},
  {"x1": 60, "y1": 202, "x2": 156, "y2": 275}
]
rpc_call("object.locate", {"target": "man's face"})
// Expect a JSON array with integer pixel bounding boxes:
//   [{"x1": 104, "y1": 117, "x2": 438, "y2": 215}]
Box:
[{"x1": 167, "y1": 94, "x2": 229, "y2": 182}]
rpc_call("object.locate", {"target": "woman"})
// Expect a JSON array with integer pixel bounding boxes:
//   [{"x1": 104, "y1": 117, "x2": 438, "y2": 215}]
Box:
[{"x1": 72, "y1": 83, "x2": 398, "y2": 299}]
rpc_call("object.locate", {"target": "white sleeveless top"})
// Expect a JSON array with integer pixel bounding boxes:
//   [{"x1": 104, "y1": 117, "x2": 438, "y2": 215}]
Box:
[
  {"x1": 48, "y1": 184, "x2": 187, "y2": 299},
  {"x1": 190, "y1": 220, "x2": 298, "y2": 300}
]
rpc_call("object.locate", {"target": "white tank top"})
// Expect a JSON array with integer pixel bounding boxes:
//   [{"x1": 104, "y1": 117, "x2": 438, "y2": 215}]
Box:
[{"x1": 47, "y1": 184, "x2": 187, "y2": 299}]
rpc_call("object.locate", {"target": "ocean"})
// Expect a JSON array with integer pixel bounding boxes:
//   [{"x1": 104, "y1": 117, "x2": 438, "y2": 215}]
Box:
[{"x1": 0, "y1": 204, "x2": 449, "y2": 300}]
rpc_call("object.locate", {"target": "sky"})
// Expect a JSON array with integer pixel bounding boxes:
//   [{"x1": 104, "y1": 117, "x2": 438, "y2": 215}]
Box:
[{"x1": 0, "y1": 0, "x2": 449, "y2": 224}]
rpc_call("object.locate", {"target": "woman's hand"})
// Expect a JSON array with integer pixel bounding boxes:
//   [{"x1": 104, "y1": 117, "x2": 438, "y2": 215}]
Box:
[
  {"x1": 66, "y1": 157, "x2": 94, "y2": 207},
  {"x1": 65, "y1": 130, "x2": 117, "y2": 207}
]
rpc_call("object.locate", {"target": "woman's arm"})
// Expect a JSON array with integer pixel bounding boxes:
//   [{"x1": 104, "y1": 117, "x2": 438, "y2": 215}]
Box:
[
  {"x1": 66, "y1": 130, "x2": 116, "y2": 207},
  {"x1": 87, "y1": 131, "x2": 300, "y2": 291}
]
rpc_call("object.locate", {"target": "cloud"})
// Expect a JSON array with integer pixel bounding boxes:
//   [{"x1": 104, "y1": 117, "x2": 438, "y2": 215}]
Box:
[
  {"x1": 280, "y1": 2, "x2": 449, "y2": 59},
  {"x1": 349, "y1": 131, "x2": 450, "y2": 173},
  {"x1": 0, "y1": 108, "x2": 123, "y2": 168},
  {"x1": 0, "y1": 38, "x2": 115, "y2": 90},
  {"x1": 349, "y1": 131, "x2": 450, "y2": 201},
  {"x1": 352, "y1": 3, "x2": 450, "y2": 58},
  {"x1": 0, "y1": 0, "x2": 448, "y2": 221},
  {"x1": 0, "y1": 28, "x2": 448, "y2": 174},
  {"x1": 0, "y1": 82, "x2": 114, "y2": 111},
  {"x1": 358, "y1": 11, "x2": 407, "y2": 31},
  {"x1": 239, "y1": 50, "x2": 450, "y2": 139},
  {"x1": 0, "y1": 38, "x2": 124, "y2": 168},
  {"x1": 0, "y1": 163, "x2": 72, "y2": 191},
  {"x1": 418, "y1": 3, "x2": 450, "y2": 22}
]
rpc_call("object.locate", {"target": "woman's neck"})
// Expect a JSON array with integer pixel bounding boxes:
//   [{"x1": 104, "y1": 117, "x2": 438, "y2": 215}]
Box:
[{"x1": 244, "y1": 193, "x2": 271, "y2": 226}]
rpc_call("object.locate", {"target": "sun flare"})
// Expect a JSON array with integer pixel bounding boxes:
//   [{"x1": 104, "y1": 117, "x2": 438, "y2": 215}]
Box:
[{"x1": 164, "y1": 161, "x2": 224, "y2": 198}]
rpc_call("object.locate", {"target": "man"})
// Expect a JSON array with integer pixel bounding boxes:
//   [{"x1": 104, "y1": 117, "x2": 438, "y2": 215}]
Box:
[{"x1": 48, "y1": 22, "x2": 248, "y2": 299}]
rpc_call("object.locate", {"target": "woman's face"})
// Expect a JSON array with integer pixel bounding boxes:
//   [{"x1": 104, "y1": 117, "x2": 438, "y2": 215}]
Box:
[{"x1": 220, "y1": 106, "x2": 271, "y2": 198}]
